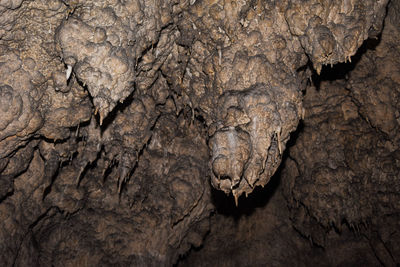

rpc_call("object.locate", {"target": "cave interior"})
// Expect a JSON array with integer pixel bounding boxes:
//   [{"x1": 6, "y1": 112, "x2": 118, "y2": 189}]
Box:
[{"x1": 0, "y1": 0, "x2": 400, "y2": 266}]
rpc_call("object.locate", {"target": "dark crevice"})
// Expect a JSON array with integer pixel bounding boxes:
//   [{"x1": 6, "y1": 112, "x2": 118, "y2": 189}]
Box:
[
  {"x1": 0, "y1": 188, "x2": 14, "y2": 203},
  {"x1": 310, "y1": 36, "x2": 381, "y2": 91}
]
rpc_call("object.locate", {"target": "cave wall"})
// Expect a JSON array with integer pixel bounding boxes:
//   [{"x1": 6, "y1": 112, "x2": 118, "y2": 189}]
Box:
[
  {"x1": 182, "y1": 0, "x2": 400, "y2": 265},
  {"x1": 0, "y1": 0, "x2": 399, "y2": 266},
  {"x1": 282, "y1": 1, "x2": 400, "y2": 264}
]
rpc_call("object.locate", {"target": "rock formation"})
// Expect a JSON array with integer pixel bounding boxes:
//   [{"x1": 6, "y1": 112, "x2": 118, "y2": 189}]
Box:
[{"x1": 0, "y1": 0, "x2": 399, "y2": 266}]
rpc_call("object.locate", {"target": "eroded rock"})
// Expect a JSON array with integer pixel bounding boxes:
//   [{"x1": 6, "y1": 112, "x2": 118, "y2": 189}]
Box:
[{"x1": 0, "y1": 0, "x2": 399, "y2": 265}]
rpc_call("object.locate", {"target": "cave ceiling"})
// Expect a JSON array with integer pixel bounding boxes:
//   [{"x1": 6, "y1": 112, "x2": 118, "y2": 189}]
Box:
[{"x1": 0, "y1": 0, "x2": 399, "y2": 266}]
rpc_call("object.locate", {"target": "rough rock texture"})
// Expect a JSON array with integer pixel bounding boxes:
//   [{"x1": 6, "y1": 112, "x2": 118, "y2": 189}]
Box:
[
  {"x1": 180, "y1": 179, "x2": 382, "y2": 267},
  {"x1": 55, "y1": 0, "x2": 179, "y2": 122},
  {"x1": 280, "y1": 2, "x2": 400, "y2": 264},
  {"x1": 281, "y1": 80, "x2": 400, "y2": 266},
  {"x1": 170, "y1": 0, "x2": 388, "y2": 200},
  {"x1": 0, "y1": 113, "x2": 212, "y2": 266},
  {"x1": 0, "y1": 0, "x2": 399, "y2": 265},
  {"x1": 181, "y1": 1, "x2": 400, "y2": 265},
  {"x1": 285, "y1": 0, "x2": 388, "y2": 73}
]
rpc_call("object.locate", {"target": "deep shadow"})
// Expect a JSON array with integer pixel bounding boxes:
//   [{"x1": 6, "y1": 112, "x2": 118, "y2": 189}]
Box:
[
  {"x1": 210, "y1": 174, "x2": 280, "y2": 220},
  {"x1": 311, "y1": 36, "x2": 381, "y2": 90}
]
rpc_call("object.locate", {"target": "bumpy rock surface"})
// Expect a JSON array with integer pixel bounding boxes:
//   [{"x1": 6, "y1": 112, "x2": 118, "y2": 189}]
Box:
[
  {"x1": 282, "y1": 79, "x2": 400, "y2": 259},
  {"x1": 0, "y1": 0, "x2": 399, "y2": 265},
  {"x1": 180, "y1": 1, "x2": 400, "y2": 265},
  {"x1": 285, "y1": 0, "x2": 389, "y2": 73},
  {"x1": 169, "y1": 0, "x2": 387, "y2": 200},
  {"x1": 281, "y1": 3, "x2": 400, "y2": 264}
]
